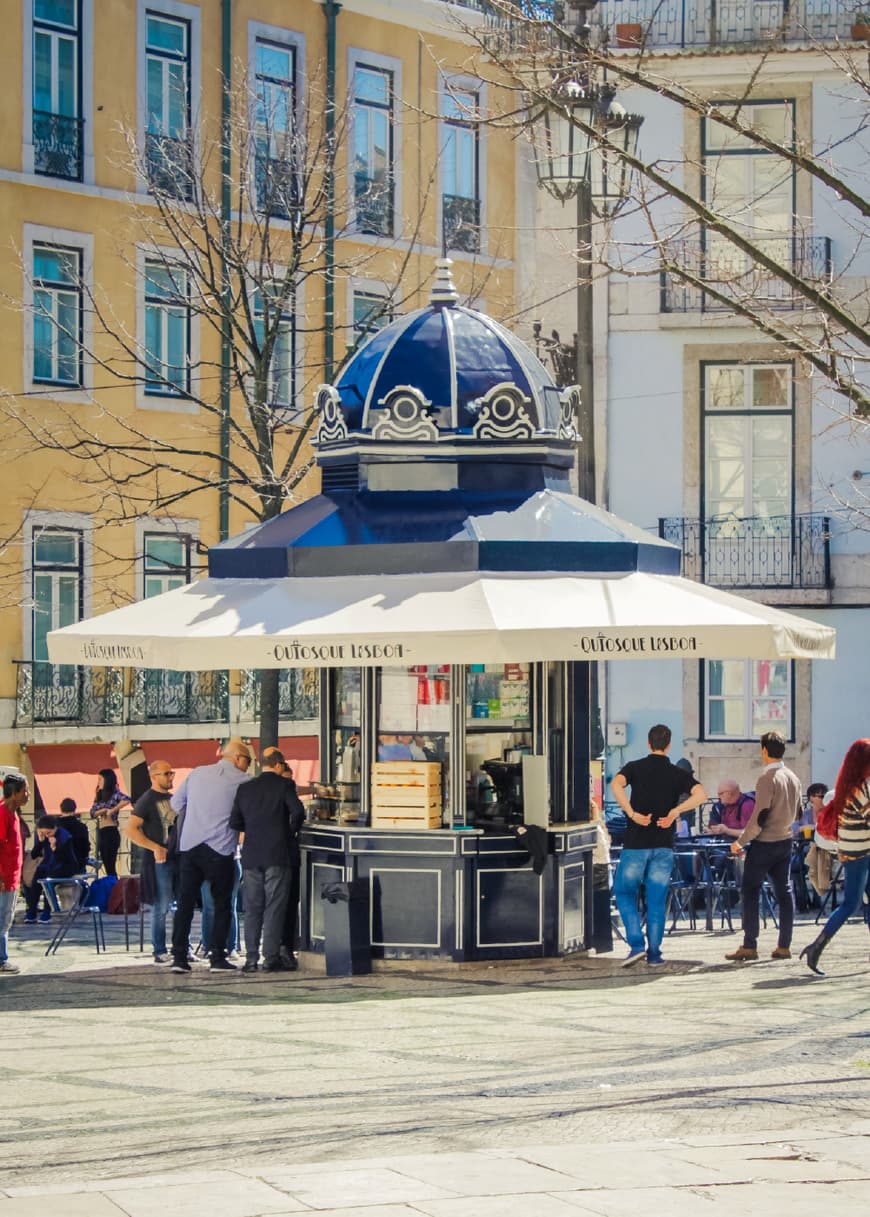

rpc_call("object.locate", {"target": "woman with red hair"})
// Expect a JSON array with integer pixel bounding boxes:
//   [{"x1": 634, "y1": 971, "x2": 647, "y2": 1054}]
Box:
[{"x1": 800, "y1": 739, "x2": 870, "y2": 975}]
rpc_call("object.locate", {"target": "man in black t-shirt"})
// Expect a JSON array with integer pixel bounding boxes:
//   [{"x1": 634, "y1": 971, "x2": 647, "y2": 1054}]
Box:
[
  {"x1": 126, "y1": 761, "x2": 177, "y2": 962},
  {"x1": 610, "y1": 724, "x2": 706, "y2": 967}
]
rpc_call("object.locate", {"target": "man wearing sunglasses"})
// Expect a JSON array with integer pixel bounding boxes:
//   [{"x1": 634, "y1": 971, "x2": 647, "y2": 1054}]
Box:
[{"x1": 127, "y1": 760, "x2": 178, "y2": 963}]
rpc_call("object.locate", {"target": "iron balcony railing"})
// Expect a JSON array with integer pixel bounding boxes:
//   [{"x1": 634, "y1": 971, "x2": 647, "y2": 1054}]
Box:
[
  {"x1": 32, "y1": 110, "x2": 84, "y2": 181},
  {"x1": 255, "y1": 152, "x2": 299, "y2": 220},
  {"x1": 658, "y1": 513, "x2": 832, "y2": 589},
  {"x1": 660, "y1": 238, "x2": 833, "y2": 313},
  {"x1": 354, "y1": 174, "x2": 393, "y2": 236},
  {"x1": 145, "y1": 131, "x2": 194, "y2": 201},
  {"x1": 443, "y1": 194, "x2": 481, "y2": 253},
  {"x1": 239, "y1": 669, "x2": 319, "y2": 722},
  {"x1": 481, "y1": 1, "x2": 857, "y2": 51},
  {"x1": 128, "y1": 669, "x2": 229, "y2": 724},
  {"x1": 14, "y1": 661, "x2": 124, "y2": 727}
]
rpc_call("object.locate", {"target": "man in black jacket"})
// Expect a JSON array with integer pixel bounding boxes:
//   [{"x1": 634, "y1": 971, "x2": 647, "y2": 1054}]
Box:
[
  {"x1": 230, "y1": 749, "x2": 305, "y2": 973},
  {"x1": 57, "y1": 798, "x2": 92, "y2": 871}
]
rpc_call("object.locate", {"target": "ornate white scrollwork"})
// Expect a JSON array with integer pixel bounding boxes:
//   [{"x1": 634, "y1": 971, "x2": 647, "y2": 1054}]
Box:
[
  {"x1": 558, "y1": 385, "x2": 582, "y2": 441},
  {"x1": 371, "y1": 385, "x2": 439, "y2": 441},
  {"x1": 470, "y1": 382, "x2": 536, "y2": 440},
  {"x1": 313, "y1": 384, "x2": 348, "y2": 446}
]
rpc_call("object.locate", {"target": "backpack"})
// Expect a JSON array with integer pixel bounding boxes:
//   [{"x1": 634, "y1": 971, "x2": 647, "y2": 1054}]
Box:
[
  {"x1": 815, "y1": 799, "x2": 838, "y2": 841},
  {"x1": 107, "y1": 875, "x2": 141, "y2": 915},
  {"x1": 84, "y1": 876, "x2": 117, "y2": 912}
]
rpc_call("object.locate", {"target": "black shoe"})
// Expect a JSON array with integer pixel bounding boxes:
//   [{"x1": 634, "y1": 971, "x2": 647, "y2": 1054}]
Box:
[
  {"x1": 209, "y1": 957, "x2": 238, "y2": 971},
  {"x1": 170, "y1": 959, "x2": 191, "y2": 973},
  {"x1": 242, "y1": 960, "x2": 259, "y2": 974},
  {"x1": 799, "y1": 932, "x2": 830, "y2": 976},
  {"x1": 262, "y1": 958, "x2": 293, "y2": 972}
]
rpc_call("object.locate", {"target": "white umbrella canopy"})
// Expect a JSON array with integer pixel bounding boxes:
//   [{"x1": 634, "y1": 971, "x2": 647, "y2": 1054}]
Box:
[{"x1": 47, "y1": 568, "x2": 835, "y2": 671}]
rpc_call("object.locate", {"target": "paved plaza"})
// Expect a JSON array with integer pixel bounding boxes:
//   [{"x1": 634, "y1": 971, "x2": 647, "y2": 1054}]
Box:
[{"x1": 1, "y1": 911, "x2": 868, "y2": 1216}]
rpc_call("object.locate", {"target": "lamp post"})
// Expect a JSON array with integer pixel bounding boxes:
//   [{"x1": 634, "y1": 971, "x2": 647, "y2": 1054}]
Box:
[{"x1": 528, "y1": 0, "x2": 643, "y2": 502}]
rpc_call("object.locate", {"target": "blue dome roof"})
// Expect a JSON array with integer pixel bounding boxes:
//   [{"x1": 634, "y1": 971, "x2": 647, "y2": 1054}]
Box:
[{"x1": 334, "y1": 267, "x2": 563, "y2": 435}]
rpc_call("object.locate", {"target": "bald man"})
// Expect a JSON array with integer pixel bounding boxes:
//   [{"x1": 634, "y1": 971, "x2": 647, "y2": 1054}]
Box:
[
  {"x1": 127, "y1": 760, "x2": 177, "y2": 963},
  {"x1": 708, "y1": 780, "x2": 755, "y2": 839}
]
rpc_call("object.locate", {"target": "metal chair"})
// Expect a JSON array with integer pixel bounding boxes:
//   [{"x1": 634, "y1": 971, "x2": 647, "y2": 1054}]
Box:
[
  {"x1": 667, "y1": 851, "x2": 698, "y2": 932},
  {"x1": 39, "y1": 876, "x2": 106, "y2": 956}
]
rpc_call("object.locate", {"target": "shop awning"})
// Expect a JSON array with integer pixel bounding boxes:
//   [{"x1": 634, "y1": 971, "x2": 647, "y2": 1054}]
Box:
[
  {"x1": 27, "y1": 743, "x2": 117, "y2": 815},
  {"x1": 137, "y1": 739, "x2": 221, "y2": 795},
  {"x1": 48, "y1": 569, "x2": 836, "y2": 670}
]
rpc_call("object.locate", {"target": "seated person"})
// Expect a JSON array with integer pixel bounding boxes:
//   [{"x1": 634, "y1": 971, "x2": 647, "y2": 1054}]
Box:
[
  {"x1": 377, "y1": 734, "x2": 414, "y2": 761},
  {"x1": 23, "y1": 815, "x2": 80, "y2": 923},
  {"x1": 707, "y1": 780, "x2": 755, "y2": 839},
  {"x1": 805, "y1": 782, "x2": 834, "y2": 897},
  {"x1": 57, "y1": 797, "x2": 92, "y2": 871}
]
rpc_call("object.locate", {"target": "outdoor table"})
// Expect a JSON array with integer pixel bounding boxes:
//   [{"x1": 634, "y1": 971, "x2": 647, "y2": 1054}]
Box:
[{"x1": 675, "y1": 837, "x2": 736, "y2": 932}]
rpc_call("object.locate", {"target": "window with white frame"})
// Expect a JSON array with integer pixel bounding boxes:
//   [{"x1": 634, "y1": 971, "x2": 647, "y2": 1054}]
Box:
[
  {"x1": 31, "y1": 526, "x2": 83, "y2": 664},
  {"x1": 144, "y1": 260, "x2": 190, "y2": 396},
  {"x1": 32, "y1": 242, "x2": 82, "y2": 386},
  {"x1": 353, "y1": 62, "x2": 394, "y2": 236},
  {"x1": 143, "y1": 531, "x2": 192, "y2": 598},
  {"x1": 145, "y1": 10, "x2": 191, "y2": 198},
  {"x1": 254, "y1": 37, "x2": 297, "y2": 218},
  {"x1": 253, "y1": 281, "x2": 298, "y2": 412},
  {"x1": 32, "y1": 0, "x2": 82, "y2": 180},
  {"x1": 352, "y1": 288, "x2": 392, "y2": 341},
  {"x1": 702, "y1": 102, "x2": 795, "y2": 280},
  {"x1": 442, "y1": 87, "x2": 480, "y2": 253},
  {"x1": 704, "y1": 658, "x2": 792, "y2": 740}
]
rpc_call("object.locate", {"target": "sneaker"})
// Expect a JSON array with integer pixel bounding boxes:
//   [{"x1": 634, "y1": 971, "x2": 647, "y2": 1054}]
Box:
[
  {"x1": 24, "y1": 914, "x2": 37, "y2": 924},
  {"x1": 242, "y1": 960, "x2": 259, "y2": 974},
  {"x1": 170, "y1": 959, "x2": 192, "y2": 973},
  {"x1": 647, "y1": 953, "x2": 666, "y2": 967},
  {"x1": 39, "y1": 910, "x2": 52, "y2": 923},
  {"x1": 725, "y1": 946, "x2": 758, "y2": 962},
  {"x1": 226, "y1": 950, "x2": 242, "y2": 963},
  {"x1": 621, "y1": 948, "x2": 646, "y2": 968},
  {"x1": 209, "y1": 957, "x2": 237, "y2": 971},
  {"x1": 152, "y1": 953, "x2": 170, "y2": 964},
  {"x1": 0, "y1": 960, "x2": 21, "y2": 974}
]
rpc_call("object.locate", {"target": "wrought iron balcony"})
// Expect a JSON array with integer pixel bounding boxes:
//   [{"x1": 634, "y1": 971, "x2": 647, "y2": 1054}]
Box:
[
  {"x1": 239, "y1": 669, "x2": 319, "y2": 722},
  {"x1": 482, "y1": 1, "x2": 856, "y2": 51},
  {"x1": 15, "y1": 661, "x2": 124, "y2": 727},
  {"x1": 255, "y1": 152, "x2": 299, "y2": 220},
  {"x1": 129, "y1": 669, "x2": 229, "y2": 724},
  {"x1": 32, "y1": 110, "x2": 84, "y2": 181},
  {"x1": 145, "y1": 132, "x2": 194, "y2": 202},
  {"x1": 354, "y1": 174, "x2": 393, "y2": 236},
  {"x1": 660, "y1": 238, "x2": 832, "y2": 313},
  {"x1": 443, "y1": 194, "x2": 481, "y2": 253},
  {"x1": 658, "y1": 514, "x2": 832, "y2": 589}
]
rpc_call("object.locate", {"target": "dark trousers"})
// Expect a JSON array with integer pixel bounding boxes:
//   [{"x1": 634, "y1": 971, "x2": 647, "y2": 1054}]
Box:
[
  {"x1": 172, "y1": 843, "x2": 235, "y2": 964},
  {"x1": 741, "y1": 838, "x2": 794, "y2": 950},
  {"x1": 243, "y1": 866, "x2": 292, "y2": 964},
  {"x1": 281, "y1": 863, "x2": 301, "y2": 955},
  {"x1": 98, "y1": 825, "x2": 121, "y2": 877}
]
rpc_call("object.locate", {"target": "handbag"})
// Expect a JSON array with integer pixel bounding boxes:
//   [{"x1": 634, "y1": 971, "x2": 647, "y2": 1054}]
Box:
[{"x1": 21, "y1": 853, "x2": 38, "y2": 887}]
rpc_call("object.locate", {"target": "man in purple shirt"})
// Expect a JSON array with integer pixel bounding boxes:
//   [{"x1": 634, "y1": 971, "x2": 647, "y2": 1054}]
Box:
[{"x1": 169, "y1": 740, "x2": 253, "y2": 972}]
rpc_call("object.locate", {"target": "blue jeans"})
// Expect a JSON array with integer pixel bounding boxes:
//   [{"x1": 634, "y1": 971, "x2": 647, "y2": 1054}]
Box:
[
  {"x1": 150, "y1": 861, "x2": 174, "y2": 955},
  {"x1": 614, "y1": 848, "x2": 674, "y2": 957},
  {"x1": 0, "y1": 888, "x2": 18, "y2": 964},
  {"x1": 823, "y1": 854, "x2": 870, "y2": 938},
  {"x1": 200, "y1": 857, "x2": 242, "y2": 953}
]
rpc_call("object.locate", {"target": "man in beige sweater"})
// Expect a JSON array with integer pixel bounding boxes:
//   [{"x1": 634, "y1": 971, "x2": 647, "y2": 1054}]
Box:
[{"x1": 725, "y1": 730, "x2": 802, "y2": 962}]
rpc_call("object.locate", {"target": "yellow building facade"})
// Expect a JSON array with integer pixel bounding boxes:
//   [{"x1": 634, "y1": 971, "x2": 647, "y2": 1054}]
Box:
[{"x1": 0, "y1": 0, "x2": 519, "y2": 827}]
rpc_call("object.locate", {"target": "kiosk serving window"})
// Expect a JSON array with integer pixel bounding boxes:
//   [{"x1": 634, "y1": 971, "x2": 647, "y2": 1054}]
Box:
[
  {"x1": 375, "y1": 666, "x2": 451, "y2": 822},
  {"x1": 465, "y1": 663, "x2": 533, "y2": 826}
]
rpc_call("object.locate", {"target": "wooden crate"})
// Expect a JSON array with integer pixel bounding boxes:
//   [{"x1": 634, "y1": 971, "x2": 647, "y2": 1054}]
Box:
[{"x1": 371, "y1": 761, "x2": 442, "y2": 829}]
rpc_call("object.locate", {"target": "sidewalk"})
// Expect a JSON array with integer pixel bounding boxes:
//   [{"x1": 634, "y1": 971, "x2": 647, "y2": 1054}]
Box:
[{"x1": 2, "y1": 912, "x2": 869, "y2": 1216}]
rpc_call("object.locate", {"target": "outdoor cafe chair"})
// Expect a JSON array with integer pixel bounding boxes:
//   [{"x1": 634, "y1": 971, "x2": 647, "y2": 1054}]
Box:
[
  {"x1": 667, "y1": 851, "x2": 698, "y2": 933},
  {"x1": 39, "y1": 876, "x2": 106, "y2": 957}
]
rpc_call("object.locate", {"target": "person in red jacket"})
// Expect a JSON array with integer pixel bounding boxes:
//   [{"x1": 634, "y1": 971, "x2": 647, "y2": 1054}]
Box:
[{"x1": 0, "y1": 774, "x2": 29, "y2": 975}]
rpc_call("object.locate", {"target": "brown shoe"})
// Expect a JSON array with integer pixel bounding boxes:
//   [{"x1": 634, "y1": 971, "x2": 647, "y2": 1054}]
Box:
[
  {"x1": 725, "y1": 946, "x2": 758, "y2": 962},
  {"x1": 771, "y1": 947, "x2": 791, "y2": 960}
]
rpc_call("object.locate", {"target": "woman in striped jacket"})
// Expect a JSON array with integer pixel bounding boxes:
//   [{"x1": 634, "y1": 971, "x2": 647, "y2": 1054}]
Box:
[{"x1": 800, "y1": 739, "x2": 870, "y2": 975}]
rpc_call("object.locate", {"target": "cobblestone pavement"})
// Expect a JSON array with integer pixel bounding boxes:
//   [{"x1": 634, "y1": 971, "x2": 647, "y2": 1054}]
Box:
[{"x1": 1, "y1": 911, "x2": 868, "y2": 1215}]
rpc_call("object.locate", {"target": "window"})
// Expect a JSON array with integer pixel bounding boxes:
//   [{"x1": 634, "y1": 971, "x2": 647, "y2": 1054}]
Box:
[
  {"x1": 32, "y1": 243, "x2": 82, "y2": 386},
  {"x1": 353, "y1": 63, "x2": 394, "y2": 235},
  {"x1": 702, "y1": 102, "x2": 795, "y2": 282},
  {"x1": 32, "y1": 0, "x2": 82, "y2": 180},
  {"x1": 704, "y1": 659, "x2": 792, "y2": 740},
  {"x1": 352, "y1": 289, "x2": 391, "y2": 341},
  {"x1": 143, "y1": 532, "x2": 191, "y2": 597},
  {"x1": 31, "y1": 527, "x2": 82, "y2": 664},
  {"x1": 254, "y1": 38, "x2": 297, "y2": 218},
  {"x1": 253, "y1": 282, "x2": 298, "y2": 412},
  {"x1": 442, "y1": 88, "x2": 480, "y2": 253},
  {"x1": 145, "y1": 11, "x2": 192, "y2": 198},
  {"x1": 144, "y1": 260, "x2": 190, "y2": 396}
]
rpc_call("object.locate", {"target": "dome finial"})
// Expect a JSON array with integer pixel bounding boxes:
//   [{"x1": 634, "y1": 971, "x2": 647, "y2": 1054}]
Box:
[{"x1": 430, "y1": 258, "x2": 459, "y2": 308}]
